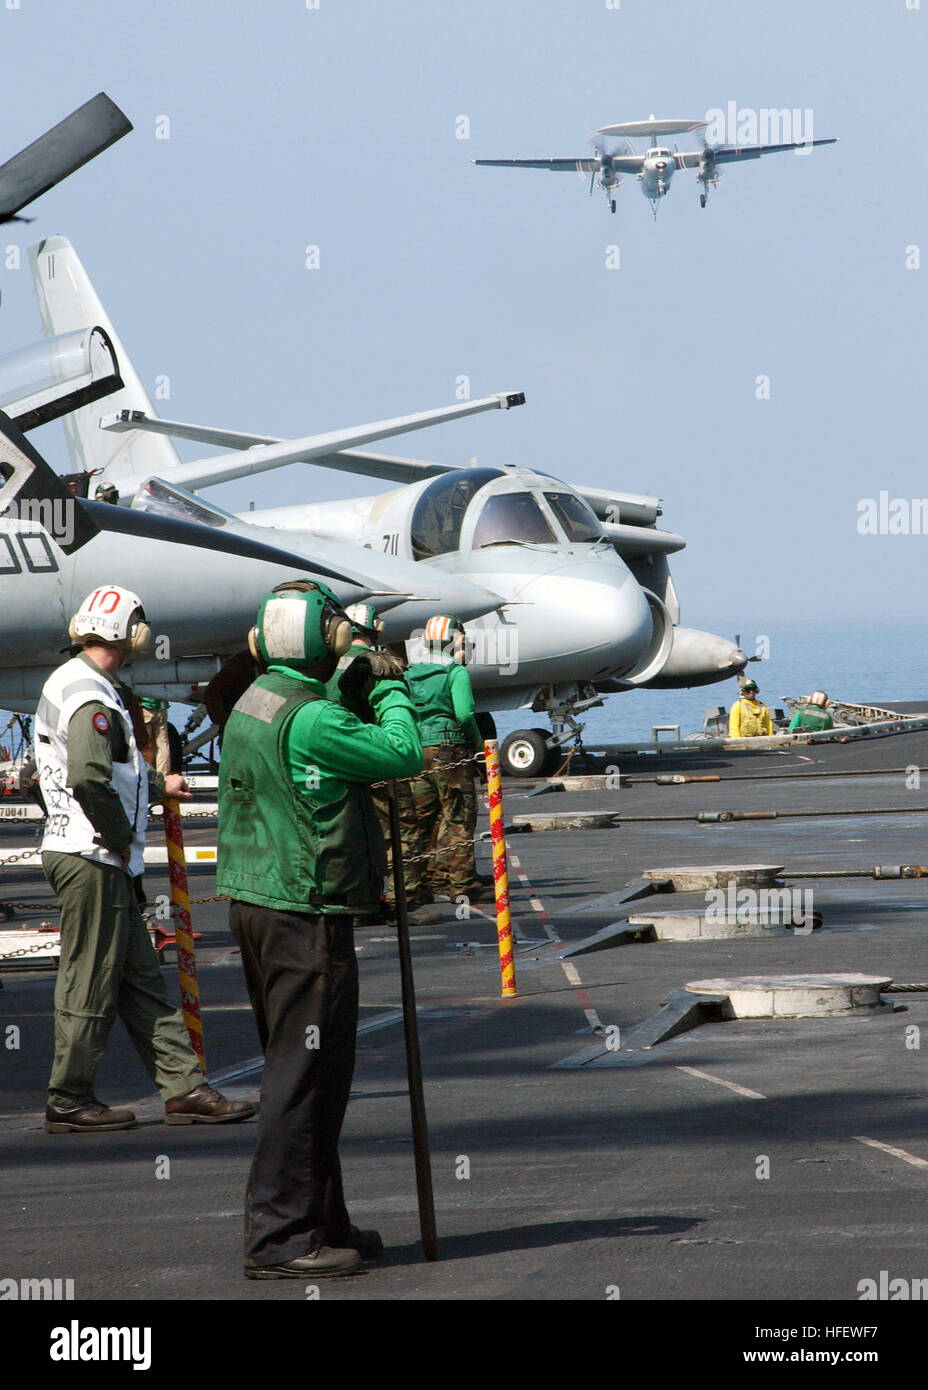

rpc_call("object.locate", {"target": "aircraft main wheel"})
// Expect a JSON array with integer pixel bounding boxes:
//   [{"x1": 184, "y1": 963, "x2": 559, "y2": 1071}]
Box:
[{"x1": 501, "y1": 729, "x2": 550, "y2": 778}]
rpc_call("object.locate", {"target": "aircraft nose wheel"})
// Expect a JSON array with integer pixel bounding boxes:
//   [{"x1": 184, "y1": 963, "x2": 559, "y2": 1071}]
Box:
[
  {"x1": 500, "y1": 729, "x2": 558, "y2": 778},
  {"x1": 610, "y1": 198, "x2": 616, "y2": 213},
  {"x1": 700, "y1": 192, "x2": 707, "y2": 208}
]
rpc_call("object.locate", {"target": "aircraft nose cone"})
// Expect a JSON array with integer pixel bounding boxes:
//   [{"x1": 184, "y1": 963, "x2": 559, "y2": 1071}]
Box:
[{"x1": 517, "y1": 561, "x2": 652, "y2": 678}]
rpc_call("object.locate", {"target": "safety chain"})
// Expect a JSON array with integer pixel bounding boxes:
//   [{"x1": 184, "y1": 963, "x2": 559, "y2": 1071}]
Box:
[
  {"x1": 389, "y1": 833, "x2": 487, "y2": 868},
  {"x1": 0, "y1": 937, "x2": 61, "y2": 961},
  {"x1": 0, "y1": 847, "x2": 42, "y2": 865},
  {"x1": 370, "y1": 749, "x2": 483, "y2": 792}
]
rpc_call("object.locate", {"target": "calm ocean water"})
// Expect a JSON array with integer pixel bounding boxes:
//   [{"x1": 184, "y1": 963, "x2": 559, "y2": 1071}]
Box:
[{"x1": 490, "y1": 619, "x2": 924, "y2": 748}]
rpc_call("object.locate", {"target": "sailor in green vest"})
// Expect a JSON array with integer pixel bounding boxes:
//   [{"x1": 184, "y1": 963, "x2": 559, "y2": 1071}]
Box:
[
  {"x1": 217, "y1": 580, "x2": 423, "y2": 1279},
  {"x1": 403, "y1": 614, "x2": 492, "y2": 906},
  {"x1": 787, "y1": 690, "x2": 835, "y2": 734}
]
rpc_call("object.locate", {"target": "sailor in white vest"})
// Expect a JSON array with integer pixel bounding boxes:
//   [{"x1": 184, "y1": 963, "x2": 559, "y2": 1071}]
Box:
[{"x1": 35, "y1": 584, "x2": 254, "y2": 1133}]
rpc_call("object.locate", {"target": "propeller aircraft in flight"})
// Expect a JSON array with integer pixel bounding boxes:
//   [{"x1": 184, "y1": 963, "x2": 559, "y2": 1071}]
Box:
[{"x1": 474, "y1": 116, "x2": 837, "y2": 217}]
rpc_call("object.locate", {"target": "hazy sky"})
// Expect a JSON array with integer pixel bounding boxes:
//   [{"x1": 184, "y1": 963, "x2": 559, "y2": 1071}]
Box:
[{"x1": 1, "y1": 0, "x2": 924, "y2": 640}]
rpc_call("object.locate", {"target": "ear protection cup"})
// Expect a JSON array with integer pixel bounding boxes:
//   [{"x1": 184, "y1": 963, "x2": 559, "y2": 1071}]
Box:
[
  {"x1": 328, "y1": 616, "x2": 353, "y2": 658},
  {"x1": 67, "y1": 615, "x2": 80, "y2": 643},
  {"x1": 128, "y1": 619, "x2": 151, "y2": 655},
  {"x1": 247, "y1": 626, "x2": 260, "y2": 662}
]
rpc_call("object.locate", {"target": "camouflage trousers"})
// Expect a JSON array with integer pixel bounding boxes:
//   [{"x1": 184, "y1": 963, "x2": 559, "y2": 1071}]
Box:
[{"x1": 378, "y1": 745, "x2": 479, "y2": 904}]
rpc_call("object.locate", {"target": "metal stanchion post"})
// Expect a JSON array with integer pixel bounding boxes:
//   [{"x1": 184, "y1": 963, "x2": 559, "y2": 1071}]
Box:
[{"x1": 484, "y1": 740, "x2": 516, "y2": 998}]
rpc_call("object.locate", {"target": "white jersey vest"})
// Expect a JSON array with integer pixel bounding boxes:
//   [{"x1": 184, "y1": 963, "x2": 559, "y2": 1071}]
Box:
[{"x1": 34, "y1": 656, "x2": 148, "y2": 876}]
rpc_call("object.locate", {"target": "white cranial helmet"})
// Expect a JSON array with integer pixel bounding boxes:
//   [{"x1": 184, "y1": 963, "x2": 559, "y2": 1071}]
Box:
[{"x1": 68, "y1": 585, "x2": 151, "y2": 655}]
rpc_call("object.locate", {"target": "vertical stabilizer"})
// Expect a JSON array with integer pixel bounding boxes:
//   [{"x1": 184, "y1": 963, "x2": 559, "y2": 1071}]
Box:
[{"x1": 28, "y1": 236, "x2": 181, "y2": 490}]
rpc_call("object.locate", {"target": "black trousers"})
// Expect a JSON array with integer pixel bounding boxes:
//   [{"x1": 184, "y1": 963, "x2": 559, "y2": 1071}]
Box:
[{"x1": 230, "y1": 901, "x2": 359, "y2": 1266}]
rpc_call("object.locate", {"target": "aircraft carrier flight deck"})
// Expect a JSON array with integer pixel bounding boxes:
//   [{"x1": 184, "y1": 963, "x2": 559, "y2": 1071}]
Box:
[{"x1": 2, "y1": 719, "x2": 927, "y2": 1305}]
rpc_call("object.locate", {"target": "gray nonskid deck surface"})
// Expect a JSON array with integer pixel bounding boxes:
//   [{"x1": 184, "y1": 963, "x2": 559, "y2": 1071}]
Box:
[{"x1": 1, "y1": 732, "x2": 927, "y2": 1305}]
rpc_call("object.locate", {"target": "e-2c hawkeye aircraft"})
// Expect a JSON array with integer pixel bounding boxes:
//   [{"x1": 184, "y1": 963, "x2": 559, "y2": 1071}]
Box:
[
  {"x1": 26, "y1": 238, "x2": 747, "y2": 774},
  {"x1": 474, "y1": 116, "x2": 837, "y2": 217}
]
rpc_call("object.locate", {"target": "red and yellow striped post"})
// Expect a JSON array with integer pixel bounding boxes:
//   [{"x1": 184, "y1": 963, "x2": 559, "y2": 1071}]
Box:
[
  {"x1": 484, "y1": 740, "x2": 516, "y2": 998},
  {"x1": 162, "y1": 797, "x2": 206, "y2": 1072}
]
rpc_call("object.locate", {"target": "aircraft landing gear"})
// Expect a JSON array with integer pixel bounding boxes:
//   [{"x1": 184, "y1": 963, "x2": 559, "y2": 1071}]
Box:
[
  {"x1": 499, "y1": 684, "x2": 604, "y2": 778},
  {"x1": 500, "y1": 728, "x2": 557, "y2": 779},
  {"x1": 610, "y1": 198, "x2": 616, "y2": 213},
  {"x1": 699, "y1": 192, "x2": 707, "y2": 208}
]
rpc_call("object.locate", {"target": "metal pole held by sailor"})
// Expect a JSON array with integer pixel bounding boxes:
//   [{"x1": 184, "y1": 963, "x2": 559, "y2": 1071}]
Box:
[
  {"x1": 388, "y1": 780, "x2": 439, "y2": 1261},
  {"x1": 162, "y1": 796, "x2": 206, "y2": 1072}
]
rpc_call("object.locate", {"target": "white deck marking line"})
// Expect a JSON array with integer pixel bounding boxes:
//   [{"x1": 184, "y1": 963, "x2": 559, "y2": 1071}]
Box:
[
  {"x1": 675, "y1": 1065, "x2": 768, "y2": 1101},
  {"x1": 851, "y1": 1135, "x2": 928, "y2": 1171},
  {"x1": 505, "y1": 853, "x2": 599, "y2": 1027},
  {"x1": 507, "y1": 852, "x2": 559, "y2": 943},
  {"x1": 175, "y1": 1010, "x2": 409, "y2": 1087},
  {"x1": 560, "y1": 960, "x2": 604, "y2": 1032},
  {"x1": 677, "y1": 1068, "x2": 928, "y2": 1172}
]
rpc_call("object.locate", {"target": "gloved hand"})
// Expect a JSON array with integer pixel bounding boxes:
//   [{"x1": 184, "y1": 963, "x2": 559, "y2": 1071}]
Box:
[{"x1": 339, "y1": 651, "x2": 404, "y2": 703}]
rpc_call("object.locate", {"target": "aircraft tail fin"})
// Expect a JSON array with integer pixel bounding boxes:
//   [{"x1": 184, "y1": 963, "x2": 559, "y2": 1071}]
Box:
[{"x1": 28, "y1": 235, "x2": 182, "y2": 491}]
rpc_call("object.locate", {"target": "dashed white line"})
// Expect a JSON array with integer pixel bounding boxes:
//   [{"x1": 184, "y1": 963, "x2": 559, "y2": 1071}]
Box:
[
  {"x1": 851, "y1": 1135, "x2": 928, "y2": 1171},
  {"x1": 675, "y1": 1067, "x2": 928, "y2": 1173},
  {"x1": 675, "y1": 1065, "x2": 767, "y2": 1101}
]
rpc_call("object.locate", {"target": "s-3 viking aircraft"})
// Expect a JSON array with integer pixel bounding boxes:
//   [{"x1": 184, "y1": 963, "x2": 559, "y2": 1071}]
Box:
[
  {"x1": 0, "y1": 326, "x2": 516, "y2": 715},
  {"x1": 26, "y1": 237, "x2": 746, "y2": 775},
  {"x1": 474, "y1": 117, "x2": 837, "y2": 217}
]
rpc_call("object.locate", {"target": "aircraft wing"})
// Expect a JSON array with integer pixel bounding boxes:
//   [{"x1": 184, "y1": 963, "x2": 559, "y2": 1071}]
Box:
[
  {"x1": 101, "y1": 392, "x2": 525, "y2": 492},
  {"x1": 0, "y1": 94, "x2": 132, "y2": 224},
  {"x1": 675, "y1": 137, "x2": 837, "y2": 168},
  {"x1": 473, "y1": 158, "x2": 601, "y2": 172}
]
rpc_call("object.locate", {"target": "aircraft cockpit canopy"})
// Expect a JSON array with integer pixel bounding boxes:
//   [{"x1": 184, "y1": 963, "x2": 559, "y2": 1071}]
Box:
[
  {"x1": 410, "y1": 468, "x2": 605, "y2": 559},
  {"x1": 472, "y1": 493, "x2": 556, "y2": 548},
  {"x1": 410, "y1": 468, "x2": 502, "y2": 560},
  {"x1": 542, "y1": 492, "x2": 603, "y2": 543}
]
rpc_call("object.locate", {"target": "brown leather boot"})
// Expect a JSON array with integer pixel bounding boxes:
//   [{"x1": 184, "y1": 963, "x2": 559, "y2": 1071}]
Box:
[
  {"x1": 164, "y1": 1084, "x2": 255, "y2": 1125},
  {"x1": 45, "y1": 1099, "x2": 137, "y2": 1133}
]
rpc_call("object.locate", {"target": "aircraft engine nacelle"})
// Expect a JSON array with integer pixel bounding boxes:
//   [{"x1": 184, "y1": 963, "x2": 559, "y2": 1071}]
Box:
[
  {"x1": 641, "y1": 627, "x2": 748, "y2": 689},
  {"x1": 610, "y1": 589, "x2": 674, "y2": 687}
]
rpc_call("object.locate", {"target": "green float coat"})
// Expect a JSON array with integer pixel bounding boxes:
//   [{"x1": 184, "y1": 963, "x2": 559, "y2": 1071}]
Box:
[
  {"x1": 405, "y1": 661, "x2": 482, "y2": 749},
  {"x1": 218, "y1": 668, "x2": 421, "y2": 913}
]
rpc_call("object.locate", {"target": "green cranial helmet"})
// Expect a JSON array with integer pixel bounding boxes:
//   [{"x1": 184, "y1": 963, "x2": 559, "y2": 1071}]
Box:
[
  {"x1": 343, "y1": 601, "x2": 384, "y2": 640},
  {"x1": 423, "y1": 612, "x2": 467, "y2": 662},
  {"x1": 249, "y1": 580, "x2": 353, "y2": 671}
]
